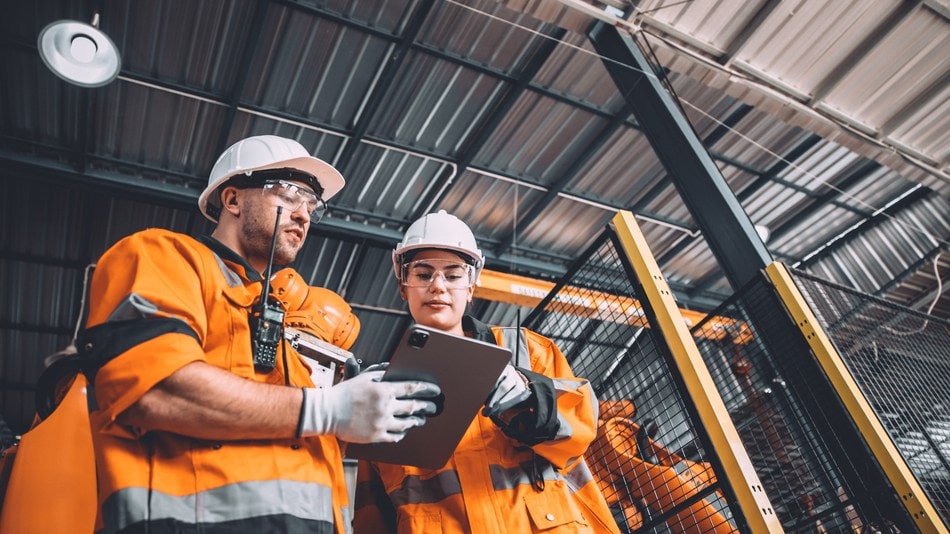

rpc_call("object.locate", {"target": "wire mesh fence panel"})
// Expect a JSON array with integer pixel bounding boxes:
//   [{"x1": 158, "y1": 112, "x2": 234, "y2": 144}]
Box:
[
  {"x1": 693, "y1": 269, "x2": 935, "y2": 532},
  {"x1": 523, "y1": 233, "x2": 742, "y2": 534},
  {"x1": 790, "y1": 268, "x2": 950, "y2": 527},
  {"x1": 693, "y1": 281, "x2": 862, "y2": 533}
]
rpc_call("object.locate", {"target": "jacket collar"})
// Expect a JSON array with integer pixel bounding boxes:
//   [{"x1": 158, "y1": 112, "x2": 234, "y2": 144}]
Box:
[
  {"x1": 462, "y1": 315, "x2": 495, "y2": 343},
  {"x1": 198, "y1": 235, "x2": 263, "y2": 283}
]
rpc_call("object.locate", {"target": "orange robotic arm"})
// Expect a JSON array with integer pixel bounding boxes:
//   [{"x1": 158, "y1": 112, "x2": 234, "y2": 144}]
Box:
[
  {"x1": 270, "y1": 268, "x2": 360, "y2": 350},
  {"x1": 590, "y1": 401, "x2": 734, "y2": 534}
]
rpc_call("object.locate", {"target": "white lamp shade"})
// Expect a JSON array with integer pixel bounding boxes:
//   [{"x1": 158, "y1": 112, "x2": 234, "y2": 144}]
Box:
[{"x1": 38, "y1": 20, "x2": 121, "y2": 88}]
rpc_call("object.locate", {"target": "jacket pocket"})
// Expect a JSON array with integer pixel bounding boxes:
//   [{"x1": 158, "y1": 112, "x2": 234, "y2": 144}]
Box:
[
  {"x1": 397, "y1": 510, "x2": 443, "y2": 533},
  {"x1": 524, "y1": 483, "x2": 590, "y2": 531}
]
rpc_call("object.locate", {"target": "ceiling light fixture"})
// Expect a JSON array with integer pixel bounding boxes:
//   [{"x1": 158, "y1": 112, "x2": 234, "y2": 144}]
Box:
[{"x1": 38, "y1": 13, "x2": 121, "y2": 88}]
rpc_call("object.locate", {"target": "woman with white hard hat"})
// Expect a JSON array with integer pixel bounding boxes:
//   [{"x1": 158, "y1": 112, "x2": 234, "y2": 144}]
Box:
[{"x1": 353, "y1": 210, "x2": 620, "y2": 533}]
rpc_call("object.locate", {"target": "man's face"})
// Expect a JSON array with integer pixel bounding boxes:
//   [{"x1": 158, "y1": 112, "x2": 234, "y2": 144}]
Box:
[
  {"x1": 399, "y1": 249, "x2": 474, "y2": 335},
  {"x1": 237, "y1": 179, "x2": 313, "y2": 268}
]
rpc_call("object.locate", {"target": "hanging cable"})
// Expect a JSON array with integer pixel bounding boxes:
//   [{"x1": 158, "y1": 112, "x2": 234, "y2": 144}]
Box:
[
  {"x1": 882, "y1": 251, "x2": 945, "y2": 335},
  {"x1": 43, "y1": 263, "x2": 96, "y2": 368}
]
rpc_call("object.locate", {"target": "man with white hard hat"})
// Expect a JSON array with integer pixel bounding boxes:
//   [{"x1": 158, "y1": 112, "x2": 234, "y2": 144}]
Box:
[{"x1": 80, "y1": 135, "x2": 440, "y2": 533}]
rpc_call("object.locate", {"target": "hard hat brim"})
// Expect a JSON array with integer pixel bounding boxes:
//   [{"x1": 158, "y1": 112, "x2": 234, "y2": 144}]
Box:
[
  {"x1": 198, "y1": 155, "x2": 345, "y2": 222},
  {"x1": 275, "y1": 156, "x2": 345, "y2": 201}
]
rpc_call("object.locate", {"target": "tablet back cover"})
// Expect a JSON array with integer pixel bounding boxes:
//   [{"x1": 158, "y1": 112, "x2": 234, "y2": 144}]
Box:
[{"x1": 346, "y1": 325, "x2": 511, "y2": 469}]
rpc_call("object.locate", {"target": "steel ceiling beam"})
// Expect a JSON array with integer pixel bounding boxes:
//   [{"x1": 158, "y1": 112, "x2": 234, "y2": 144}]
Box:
[
  {"x1": 411, "y1": 25, "x2": 568, "y2": 222},
  {"x1": 735, "y1": 134, "x2": 822, "y2": 201},
  {"x1": 798, "y1": 186, "x2": 932, "y2": 269},
  {"x1": 648, "y1": 104, "x2": 756, "y2": 268},
  {"x1": 492, "y1": 110, "x2": 629, "y2": 257},
  {"x1": 766, "y1": 158, "x2": 882, "y2": 243},
  {"x1": 703, "y1": 104, "x2": 754, "y2": 146},
  {"x1": 685, "y1": 144, "x2": 872, "y2": 295},
  {"x1": 0, "y1": 321, "x2": 71, "y2": 338},
  {"x1": 410, "y1": 40, "x2": 636, "y2": 124},
  {"x1": 278, "y1": 0, "x2": 634, "y2": 124},
  {"x1": 212, "y1": 0, "x2": 271, "y2": 159},
  {"x1": 632, "y1": 102, "x2": 755, "y2": 220},
  {"x1": 336, "y1": 0, "x2": 435, "y2": 179},
  {"x1": 0, "y1": 153, "x2": 568, "y2": 276},
  {"x1": 753, "y1": 174, "x2": 873, "y2": 216},
  {"x1": 589, "y1": 22, "x2": 771, "y2": 292},
  {"x1": 0, "y1": 250, "x2": 89, "y2": 270}
]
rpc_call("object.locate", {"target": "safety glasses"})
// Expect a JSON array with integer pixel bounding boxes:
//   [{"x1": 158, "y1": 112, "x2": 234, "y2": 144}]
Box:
[
  {"x1": 261, "y1": 179, "x2": 327, "y2": 223},
  {"x1": 401, "y1": 258, "x2": 476, "y2": 289}
]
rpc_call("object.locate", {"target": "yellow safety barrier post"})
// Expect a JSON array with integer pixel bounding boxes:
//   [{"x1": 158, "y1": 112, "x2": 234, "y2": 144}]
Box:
[
  {"x1": 766, "y1": 261, "x2": 946, "y2": 533},
  {"x1": 611, "y1": 210, "x2": 784, "y2": 533}
]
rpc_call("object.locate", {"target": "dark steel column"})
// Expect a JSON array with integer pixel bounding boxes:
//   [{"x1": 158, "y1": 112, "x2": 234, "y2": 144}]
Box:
[{"x1": 588, "y1": 22, "x2": 771, "y2": 291}]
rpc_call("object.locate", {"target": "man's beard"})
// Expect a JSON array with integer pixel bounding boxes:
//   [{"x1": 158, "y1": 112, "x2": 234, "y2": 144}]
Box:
[{"x1": 241, "y1": 209, "x2": 301, "y2": 268}]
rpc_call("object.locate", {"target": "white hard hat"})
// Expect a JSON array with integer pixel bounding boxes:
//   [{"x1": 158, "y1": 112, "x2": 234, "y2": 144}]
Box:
[
  {"x1": 198, "y1": 135, "x2": 345, "y2": 222},
  {"x1": 392, "y1": 210, "x2": 484, "y2": 281}
]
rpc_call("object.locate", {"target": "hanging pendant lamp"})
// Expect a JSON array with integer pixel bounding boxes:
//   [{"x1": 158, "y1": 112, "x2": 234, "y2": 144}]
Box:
[{"x1": 38, "y1": 13, "x2": 121, "y2": 88}]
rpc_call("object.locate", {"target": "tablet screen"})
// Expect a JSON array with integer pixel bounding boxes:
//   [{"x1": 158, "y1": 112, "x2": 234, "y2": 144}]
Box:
[{"x1": 345, "y1": 324, "x2": 511, "y2": 469}]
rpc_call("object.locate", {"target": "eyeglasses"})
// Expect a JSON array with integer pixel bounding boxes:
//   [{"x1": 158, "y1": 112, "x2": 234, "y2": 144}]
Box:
[
  {"x1": 262, "y1": 179, "x2": 327, "y2": 223},
  {"x1": 401, "y1": 259, "x2": 476, "y2": 289}
]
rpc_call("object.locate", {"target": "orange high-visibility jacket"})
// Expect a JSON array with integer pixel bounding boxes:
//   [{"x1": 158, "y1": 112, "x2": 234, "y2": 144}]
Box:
[
  {"x1": 353, "y1": 316, "x2": 620, "y2": 534},
  {"x1": 85, "y1": 229, "x2": 347, "y2": 533}
]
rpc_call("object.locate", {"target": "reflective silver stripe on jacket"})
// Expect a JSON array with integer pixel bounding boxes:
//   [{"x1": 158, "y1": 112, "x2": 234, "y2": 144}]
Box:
[
  {"x1": 489, "y1": 461, "x2": 562, "y2": 491},
  {"x1": 563, "y1": 458, "x2": 596, "y2": 493},
  {"x1": 553, "y1": 378, "x2": 599, "y2": 441},
  {"x1": 213, "y1": 252, "x2": 244, "y2": 287},
  {"x1": 388, "y1": 461, "x2": 579, "y2": 507},
  {"x1": 490, "y1": 459, "x2": 593, "y2": 494},
  {"x1": 98, "y1": 479, "x2": 334, "y2": 533},
  {"x1": 388, "y1": 470, "x2": 463, "y2": 507},
  {"x1": 499, "y1": 327, "x2": 529, "y2": 368},
  {"x1": 107, "y1": 293, "x2": 161, "y2": 321}
]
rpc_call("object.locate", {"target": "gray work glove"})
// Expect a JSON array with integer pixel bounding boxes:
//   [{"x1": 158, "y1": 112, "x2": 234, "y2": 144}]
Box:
[
  {"x1": 299, "y1": 369, "x2": 440, "y2": 444},
  {"x1": 482, "y1": 363, "x2": 533, "y2": 419}
]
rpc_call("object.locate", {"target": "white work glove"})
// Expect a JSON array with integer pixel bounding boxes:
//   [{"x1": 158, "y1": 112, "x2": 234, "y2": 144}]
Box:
[
  {"x1": 299, "y1": 370, "x2": 440, "y2": 444},
  {"x1": 482, "y1": 363, "x2": 533, "y2": 419}
]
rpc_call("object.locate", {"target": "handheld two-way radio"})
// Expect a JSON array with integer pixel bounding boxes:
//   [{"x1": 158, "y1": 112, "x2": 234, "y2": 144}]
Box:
[{"x1": 250, "y1": 207, "x2": 285, "y2": 371}]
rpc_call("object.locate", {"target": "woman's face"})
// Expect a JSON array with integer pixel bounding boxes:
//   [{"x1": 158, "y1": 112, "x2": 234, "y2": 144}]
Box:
[{"x1": 399, "y1": 249, "x2": 475, "y2": 336}]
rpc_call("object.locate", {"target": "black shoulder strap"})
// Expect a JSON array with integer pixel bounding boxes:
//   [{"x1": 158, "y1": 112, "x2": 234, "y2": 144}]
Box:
[{"x1": 77, "y1": 318, "x2": 198, "y2": 383}]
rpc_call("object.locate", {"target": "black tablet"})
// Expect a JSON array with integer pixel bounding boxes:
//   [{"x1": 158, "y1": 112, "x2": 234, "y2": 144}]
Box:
[{"x1": 345, "y1": 324, "x2": 512, "y2": 469}]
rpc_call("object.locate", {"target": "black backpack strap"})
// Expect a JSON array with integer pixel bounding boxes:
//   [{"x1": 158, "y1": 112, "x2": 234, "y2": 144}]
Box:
[{"x1": 76, "y1": 317, "x2": 198, "y2": 383}]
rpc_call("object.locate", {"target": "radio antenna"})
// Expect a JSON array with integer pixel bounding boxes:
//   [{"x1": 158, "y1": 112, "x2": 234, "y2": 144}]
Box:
[
  {"x1": 251, "y1": 206, "x2": 285, "y2": 370},
  {"x1": 259, "y1": 206, "x2": 283, "y2": 305}
]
